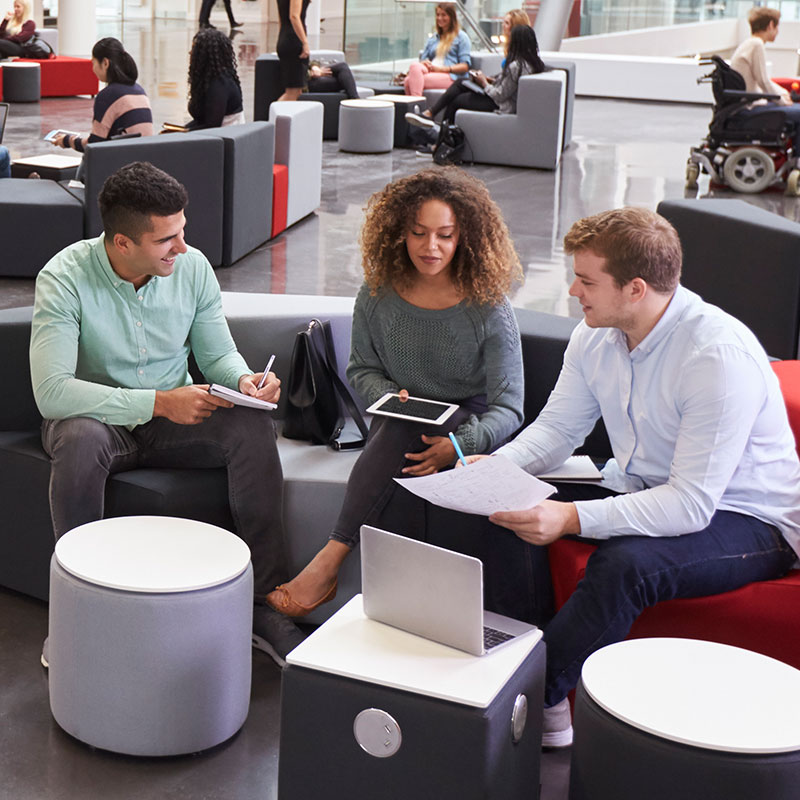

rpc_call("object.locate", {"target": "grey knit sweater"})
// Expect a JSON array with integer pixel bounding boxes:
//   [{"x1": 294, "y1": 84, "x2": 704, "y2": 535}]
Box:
[{"x1": 346, "y1": 284, "x2": 524, "y2": 455}]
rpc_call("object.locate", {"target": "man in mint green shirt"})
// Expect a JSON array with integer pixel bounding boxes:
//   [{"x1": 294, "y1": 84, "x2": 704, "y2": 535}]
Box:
[{"x1": 30, "y1": 161, "x2": 303, "y2": 666}]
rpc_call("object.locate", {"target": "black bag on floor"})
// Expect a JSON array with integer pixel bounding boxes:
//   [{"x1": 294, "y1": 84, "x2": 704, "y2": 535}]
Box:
[
  {"x1": 434, "y1": 124, "x2": 466, "y2": 165},
  {"x1": 282, "y1": 319, "x2": 369, "y2": 450}
]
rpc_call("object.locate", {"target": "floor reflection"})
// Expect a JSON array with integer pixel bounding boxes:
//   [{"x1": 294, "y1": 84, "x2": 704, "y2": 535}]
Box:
[{"x1": 1, "y1": 21, "x2": 799, "y2": 316}]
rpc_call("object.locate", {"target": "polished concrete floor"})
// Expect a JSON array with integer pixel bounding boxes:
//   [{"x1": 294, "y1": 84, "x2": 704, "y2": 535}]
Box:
[{"x1": 1, "y1": 16, "x2": 797, "y2": 800}]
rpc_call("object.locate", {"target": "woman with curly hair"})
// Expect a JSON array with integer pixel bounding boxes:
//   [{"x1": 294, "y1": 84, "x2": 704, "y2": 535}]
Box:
[
  {"x1": 52, "y1": 38, "x2": 153, "y2": 152},
  {"x1": 267, "y1": 167, "x2": 524, "y2": 617},
  {"x1": 186, "y1": 28, "x2": 244, "y2": 128},
  {"x1": 404, "y1": 3, "x2": 471, "y2": 97}
]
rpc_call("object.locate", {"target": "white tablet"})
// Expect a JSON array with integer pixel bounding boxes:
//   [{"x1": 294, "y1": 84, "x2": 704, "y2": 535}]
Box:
[{"x1": 366, "y1": 393, "x2": 459, "y2": 425}]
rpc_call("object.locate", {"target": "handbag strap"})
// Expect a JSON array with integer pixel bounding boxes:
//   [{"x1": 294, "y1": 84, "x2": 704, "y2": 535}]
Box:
[{"x1": 310, "y1": 319, "x2": 369, "y2": 451}]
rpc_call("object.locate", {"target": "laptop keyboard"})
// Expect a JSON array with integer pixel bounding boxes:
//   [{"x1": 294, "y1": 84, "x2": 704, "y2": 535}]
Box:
[{"x1": 483, "y1": 625, "x2": 516, "y2": 650}]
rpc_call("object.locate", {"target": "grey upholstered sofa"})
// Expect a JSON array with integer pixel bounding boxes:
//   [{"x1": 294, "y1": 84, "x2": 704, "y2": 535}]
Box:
[{"x1": 0, "y1": 295, "x2": 608, "y2": 624}]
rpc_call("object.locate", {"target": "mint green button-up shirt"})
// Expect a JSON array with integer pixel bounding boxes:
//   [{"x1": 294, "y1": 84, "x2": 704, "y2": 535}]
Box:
[{"x1": 30, "y1": 235, "x2": 250, "y2": 430}]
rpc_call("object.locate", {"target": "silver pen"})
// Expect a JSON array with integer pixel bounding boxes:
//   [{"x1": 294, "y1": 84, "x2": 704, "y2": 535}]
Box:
[{"x1": 256, "y1": 354, "x2": 276, "y2": 390}]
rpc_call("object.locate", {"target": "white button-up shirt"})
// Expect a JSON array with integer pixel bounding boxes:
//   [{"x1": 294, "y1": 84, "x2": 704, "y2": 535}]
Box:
[{"x1": 498, "y1": 286, "x2": 800, "y2": 558}]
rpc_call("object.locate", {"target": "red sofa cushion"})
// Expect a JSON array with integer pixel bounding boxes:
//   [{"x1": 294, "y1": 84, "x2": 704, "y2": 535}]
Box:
[
  {"x1": 271, "y1": 164, "x2": 288, "y2": 239},
  {"x1": 14, "y1": 56, "x2": 98, "y2": 98}
]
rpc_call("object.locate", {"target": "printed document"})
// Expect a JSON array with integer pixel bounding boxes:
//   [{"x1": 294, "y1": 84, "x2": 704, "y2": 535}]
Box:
[{"x1": 394, "y1": 454, "x2": 555, "y2": 516}]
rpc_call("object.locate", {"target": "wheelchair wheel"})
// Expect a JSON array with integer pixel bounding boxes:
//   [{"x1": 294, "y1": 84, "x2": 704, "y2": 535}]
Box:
[
  {"x1": 785, "y1": 169, "x2": 800, "y2": 197},
  {"x1": 722, "y1": 148, "x2": 775, "y2": 193},
  {"x1": 685, "y1": 162, "x2": 700, "y2": 191}
]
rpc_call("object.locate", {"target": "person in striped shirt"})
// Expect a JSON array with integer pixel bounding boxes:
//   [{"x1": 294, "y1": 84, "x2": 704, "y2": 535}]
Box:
[{"x1": 52, "y1": 37, "x2": 153, "y2": 152}]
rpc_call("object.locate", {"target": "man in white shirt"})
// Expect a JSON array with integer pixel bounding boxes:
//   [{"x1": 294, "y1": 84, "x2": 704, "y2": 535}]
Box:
[{"x1": 477, "y1": 207, "x2": 800, "y2": 746}]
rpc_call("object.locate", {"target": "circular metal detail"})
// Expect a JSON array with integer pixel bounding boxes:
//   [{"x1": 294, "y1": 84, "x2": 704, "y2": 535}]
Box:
[
  {"x1": 722, "y1": 147, "x2": 775, "y2": 194},
  {"x1": 511, "y1": 693, "x2": 528, "y2": 744},
  {"x1": 353, "y1": 708, "x2": 402, "y2": 758}
]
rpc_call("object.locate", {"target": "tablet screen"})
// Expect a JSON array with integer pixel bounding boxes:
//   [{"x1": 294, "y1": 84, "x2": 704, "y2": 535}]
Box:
[{"x1": 366, "y1": 393, "x2": 459, "y2": 425}]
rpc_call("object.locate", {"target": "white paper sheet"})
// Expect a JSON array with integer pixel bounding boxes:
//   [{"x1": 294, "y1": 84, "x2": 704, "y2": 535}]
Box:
[{"x1": 394, "y1": 454, "x2": 555, "y2": 516}]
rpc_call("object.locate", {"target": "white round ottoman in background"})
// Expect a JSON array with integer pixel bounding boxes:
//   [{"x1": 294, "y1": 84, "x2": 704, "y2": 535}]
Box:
[
  {"x1": 338, "y1": 99, "x2": 394, "y2": 153},
  {"x1": 569, "y1": 637, "x2": 800, "y2": 800},
  {"x1": 48, "y1": 516, "x2": 253, "y2": 757}
]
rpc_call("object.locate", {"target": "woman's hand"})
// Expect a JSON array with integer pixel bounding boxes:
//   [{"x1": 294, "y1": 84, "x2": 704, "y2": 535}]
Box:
[
  {"x1": 421, "y1": 59, "x2": 434, "y2": 70},
  {"x1": 4, "y1": 11, "x2": 13, "y2": 21},
  {"x1": 51, "y1": 134, "x2": 67, "y2": 148},
  {"x1": 402, "y1": 434, "x2": 456, "y2": 476},
  {"x1": 300, "y1": 42, "x2": 310, "y2": 59},
  {"x1": 472, "y1": 70, "x2": 488, "y2": 88}
]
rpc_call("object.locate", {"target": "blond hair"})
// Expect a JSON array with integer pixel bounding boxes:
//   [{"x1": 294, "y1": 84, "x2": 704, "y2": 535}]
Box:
[
  {"x1": 434, "y1": 3, "x2": 460, "y2": 60},
  {"x1": 6, "y1": 0, "x2": 31, "y2": 35},
  {"x1": 504, "y1": 9, "x2": 531, "y2": 55},
  {"x1": 748, "y1": 6, "x2": 780, "y2": 33}
]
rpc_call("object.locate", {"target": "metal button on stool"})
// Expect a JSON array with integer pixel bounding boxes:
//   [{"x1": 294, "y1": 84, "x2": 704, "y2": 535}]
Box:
[{"x1": 1, "y1": 62, "x2": 41, "y2": 102}]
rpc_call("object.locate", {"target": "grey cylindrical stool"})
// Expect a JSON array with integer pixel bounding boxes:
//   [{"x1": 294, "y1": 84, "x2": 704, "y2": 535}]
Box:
[
  {"x1": 1, "y1": 62, "x2": 41, "y2": 102},
  {"x1": 338, "y1": 99, "x2": 394, "y2": 153},
  {"x1": 569, "y1": 638, "x2": 800, "y2": 800},
  {"x1": 48, "y1": 516, "x2": 253, "y2": 757}
]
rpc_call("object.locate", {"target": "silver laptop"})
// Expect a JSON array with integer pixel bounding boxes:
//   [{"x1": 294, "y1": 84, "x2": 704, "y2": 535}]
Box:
[{"x1": 360, "y1": 525, "x2": 537, "y2": 656}]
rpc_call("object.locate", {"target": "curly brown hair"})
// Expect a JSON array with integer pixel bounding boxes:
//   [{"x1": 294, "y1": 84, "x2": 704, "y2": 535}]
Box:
[{"x1": 359, "y1": 167, "x2": 522, "y2": 305}]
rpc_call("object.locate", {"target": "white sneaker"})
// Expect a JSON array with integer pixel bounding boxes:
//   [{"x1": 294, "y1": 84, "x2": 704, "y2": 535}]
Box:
[
  {"x1": 542, "y1": 697, "x2": 573, "y2": 748},
  {"x1": 405, "y1": 111, "x2": 435, "y2": 129}
]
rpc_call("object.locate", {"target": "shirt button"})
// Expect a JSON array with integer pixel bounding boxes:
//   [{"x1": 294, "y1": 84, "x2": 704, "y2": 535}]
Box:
[
  {"x1": 101, "y1": 417, "x2": 107, "y2": 422},
  {"x1": 137, "y1": 418, "x2": 142, "y2": 423},
  {"x1": 141, "y1": 348, "x2": 147, "y2": 354},
  {"x1": 136, "y1": 321, "x2": 142, "y2": 327},
  {"x1": 138, "y1": 369, "x2": 144, "y2": 375},
  {"x1": 138, "y1": 295, "x2": 143, "y2": 301}
]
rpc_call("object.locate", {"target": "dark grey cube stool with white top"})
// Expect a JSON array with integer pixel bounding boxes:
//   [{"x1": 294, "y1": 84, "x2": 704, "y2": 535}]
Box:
[
  {"x1": 569, "y1": 637, "x2": 800, "y2": 800},
  {"x1": 279, "y1": 595, "x2": 546, "y2": 799}
]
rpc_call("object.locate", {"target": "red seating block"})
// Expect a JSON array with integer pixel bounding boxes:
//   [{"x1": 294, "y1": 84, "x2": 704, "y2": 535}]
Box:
[
  {"x1": 14, "y1": 56, "x2": 98, "y2": 98},
  {"x1": 547, "y1": 359, "x2": 800, "y2": 669},
  {"x1": 271, "y1": 164, "x2": 288, "y2": 239}
]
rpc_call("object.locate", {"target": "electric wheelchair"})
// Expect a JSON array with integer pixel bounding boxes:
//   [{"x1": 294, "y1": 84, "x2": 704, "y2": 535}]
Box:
[{"x1": 686, "y1": 55, "x2": 800, "y2": 195}]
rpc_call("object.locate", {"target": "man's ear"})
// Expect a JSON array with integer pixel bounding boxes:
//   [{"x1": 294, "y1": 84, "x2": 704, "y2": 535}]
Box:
[
  {"x1": 628, "y1": 277, "x2": 648, "y2": 303},
  {"x1": 112, "y1": 232, "x2": 133, "y2": 255}
]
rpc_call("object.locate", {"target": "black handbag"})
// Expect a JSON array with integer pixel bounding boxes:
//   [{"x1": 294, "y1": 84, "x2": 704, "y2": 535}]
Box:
[
  {"x1": 433, "y1": 124, "x2": 467, "y2": 165},
  {"x1": 282, "y1": 319, "x2": 368, "y2": 450}
]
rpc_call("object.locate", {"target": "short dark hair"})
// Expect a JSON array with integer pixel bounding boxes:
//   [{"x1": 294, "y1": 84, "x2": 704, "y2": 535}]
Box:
[
  {"x1": 563, "y1": 207, "x2": 682, "y2": 293},
  {"x1": 98, "y1": 162, "x2": 188, "y2": 242}
]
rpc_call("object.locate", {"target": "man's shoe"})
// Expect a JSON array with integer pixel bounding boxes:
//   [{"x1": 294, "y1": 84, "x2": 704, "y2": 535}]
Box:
[
  {"x1": 542, "y1": 697, "x2": 573, "y2": 748},
  {"x1": 41, "y1": 637, "x2": 49, "y2": 669},
  {"x1": 230, "y1": 19, "x2": 244, "y2": 27},
  {"x1": 252, "y1": 605, "x2": 306, "y2": 667},
  {"x1": 405, "y1": 111, "x2": 435, "y2": 129}
]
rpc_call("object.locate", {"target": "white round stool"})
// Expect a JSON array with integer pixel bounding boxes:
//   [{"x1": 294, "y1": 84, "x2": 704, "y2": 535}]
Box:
[
  {"x1": 48, "y1": 516, "x2": 253, "y2": 756},
  {"x1": 569, "y1": 638, "x2": 800, "y2": 799},
  {"x1": 338, "y1": 99, "x2": 394, "y2": 153}
]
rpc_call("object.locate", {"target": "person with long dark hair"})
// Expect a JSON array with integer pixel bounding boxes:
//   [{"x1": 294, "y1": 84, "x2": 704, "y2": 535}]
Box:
[
  {"x1": 403, "y1": 3, "x2": 471, "y2": 97},
  {"x1": 265, "y1": 168, "x2": 524, "y2": 618},
  {"x1": 52, "y1": 38, "x2": 153, "y2": 152},
  {"x1": 406, "y1": 24, "x2": 544, "y2": 130},
  {"x1": 186, "y1": 28, "x2": 244, "y2": 128},
  {"x1": 276, "y1": 0, "x2": 310, "y2": 101}
]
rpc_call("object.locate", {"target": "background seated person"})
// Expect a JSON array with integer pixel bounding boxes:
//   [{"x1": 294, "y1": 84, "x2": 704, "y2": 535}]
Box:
[
  {"x1": 185, "y1": 28, "x2": 244, "y2": 129},
  {"x1": 52, "y1": 38, "x2": 154, "y2": 151},
  {"x1": 30, "y1": 161, "x2": 304, "y2": 666},
  {"x1": 456, "y1": 207, "x2": 800, "y2": 748},
  {"x1": 729, "y1": 7, "x2": 800, "y2": 151},
  {"x1": 306, "y1": 59, "x2": 359, "y2": 99},
  {"x1": 406, "y1": 25, "x2": 544, "y2": 132},
  {"x1": 0, "y1": 0, "x2": 34, "y2": 59},
  {"x1": 403, "y1": 3, "x2": 471, "y2": 97}
]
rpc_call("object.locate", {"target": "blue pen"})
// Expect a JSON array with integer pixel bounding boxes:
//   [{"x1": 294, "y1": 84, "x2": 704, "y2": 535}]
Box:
[{"x1": 449, "y1": 432, "x2": 468, "y2": 468}]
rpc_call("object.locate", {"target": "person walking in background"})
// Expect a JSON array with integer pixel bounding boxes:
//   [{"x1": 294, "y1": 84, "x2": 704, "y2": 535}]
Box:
[
  {"x1": 276, "y1": 0, "x2": 310, "y2": 101},
  {"x1": 199, "y1": 0, "x2": 242, "y2": 29}
]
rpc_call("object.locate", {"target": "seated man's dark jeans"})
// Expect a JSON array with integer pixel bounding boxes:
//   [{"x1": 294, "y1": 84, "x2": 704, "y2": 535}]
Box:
[
  {"x1": 41, "y1": 406, "x2": 288, "y2": 599},
  {"x1": 410, "y1": 482, "x2": 797, "y2": 708}
]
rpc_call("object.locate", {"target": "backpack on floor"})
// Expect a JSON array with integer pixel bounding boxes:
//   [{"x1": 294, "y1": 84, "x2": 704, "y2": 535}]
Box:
[{"x1": 433, "y1": 124, "x2": 467, "y2": 166}]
